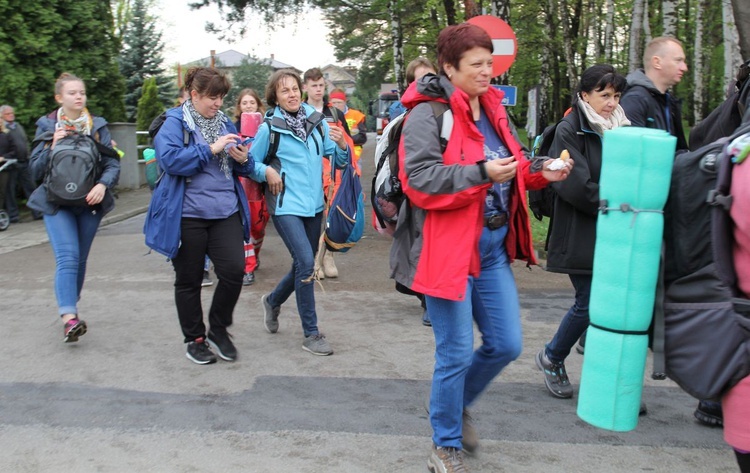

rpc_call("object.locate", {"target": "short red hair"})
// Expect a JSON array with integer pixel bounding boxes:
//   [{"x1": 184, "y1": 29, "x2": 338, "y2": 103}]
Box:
[{"x1": 437, "y1": 24, "x2": 493, "y2": 75}]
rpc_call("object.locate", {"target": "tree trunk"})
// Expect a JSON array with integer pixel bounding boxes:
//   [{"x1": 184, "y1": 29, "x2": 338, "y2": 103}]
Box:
[
  {"x1": 547, "y1": 0, "x2": 565, "y2": 118},
  {"x1": 560, "y1": 0, "x2": 580, "y2": 91},
  {"x1": 389, "y1": 0, "x2": 405, "y2": 93},
  {"x1": 604, "y1": 0, "x2": 615, "y2": 61},
  {"x1": 643, "y1": 0, "x2": 652, "y2": 43},
  {"x1": 662, "y1": 0, "x2": 679, "y2": 37},
  {"x1": 464, "y1": 0, "x2": 480, "y2": 19},
  {"x1": 491, "y1": 0, "x2": 511, "y2": 22},
  {"x1": 580, "y1": 0, "x2": 594, "y2": 67},
  {"x1": 724, "y1": 0, "x2": 743, "y2": 92},
  {"x1": 629, "y1": 0, "x2": 645, "y2": 71},
  {"x1": 731, "y1": 0, "x2": 750, "y2": 61},
  {"x1": 490, "y1": 0, "x2": 512, "y2": 84},
  {"x1": 443, "y1": 0, "x2": 457, "y2": 25},
  {"x1": 693, "y1": 0, "x2": 704, "y2": 122}
]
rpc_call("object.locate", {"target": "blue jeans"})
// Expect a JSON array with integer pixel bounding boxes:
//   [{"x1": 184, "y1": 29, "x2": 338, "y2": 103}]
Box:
[
  {"x1": 427, "y1": 225, "x2": 522, "y2": 448},
  {"x1": 268, "y1": 212, "x2": 323, "y2": 336},
  {"x1": 545, "y1": 273, "x2": 592, "y2": 364},
  {"x1": 44, "y1": 206, "x2": 103, "y2": 316}
]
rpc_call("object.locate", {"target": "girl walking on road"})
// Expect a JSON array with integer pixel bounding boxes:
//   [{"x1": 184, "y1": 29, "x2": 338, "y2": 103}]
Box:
[{"x1": 28, "y1": 72, "x2": 121, "y2": 343}]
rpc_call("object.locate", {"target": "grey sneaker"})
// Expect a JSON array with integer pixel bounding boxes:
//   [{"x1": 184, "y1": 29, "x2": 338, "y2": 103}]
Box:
[
  {"x1": 424, "y1": 400, "x2": 478, "y2": 454},
  {"x1": 461, "y1": 410, "x2": 478, "y2": 454},
  {"x1": 261, "y1": 294, "x2": 280, "y2": 334},
  {"x1": 186, "y1": 337, "x2": 217, "y2": 365},
  {"x1": 427, "y1": 445, "x2": 468, "y2": 473},
  {"x1": 201, "y1": 271, "x2": 213, "y2": 287},
  {"x1": 302, "y1": 333, "x2": 333, "y2": 356},
  {"x1": 535, "y1": 349, "x2": 573, "y2": 398}
]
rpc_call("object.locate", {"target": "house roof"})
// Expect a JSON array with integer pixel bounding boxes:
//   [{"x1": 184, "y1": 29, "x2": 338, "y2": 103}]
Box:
[
  {"x1": 321, "y1": 64, "x2": 357, "y2": 82},
  {"x1": 187, "y1": 49, "x2": 297, "y2": 71}
]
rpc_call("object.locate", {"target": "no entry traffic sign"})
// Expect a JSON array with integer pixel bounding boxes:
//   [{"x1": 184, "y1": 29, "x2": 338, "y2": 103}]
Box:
[{"x1": 467, "y1": 15, "x2": 517, "y2": 77}]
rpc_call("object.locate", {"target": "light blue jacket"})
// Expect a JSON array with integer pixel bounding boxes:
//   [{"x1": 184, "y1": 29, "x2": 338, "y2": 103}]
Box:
[
  {"x1": 250, "y1": 103, "x2": 349, "y2": 216},
  {"x1": 143, "y1": 107, "x2": 253, "y2": 259}
]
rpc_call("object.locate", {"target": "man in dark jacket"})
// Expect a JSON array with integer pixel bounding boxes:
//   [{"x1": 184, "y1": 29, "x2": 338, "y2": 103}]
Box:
[
  {"x1": 621, "y1": 37, "x2": 689, "y2": 151},
  {"x1": 622, "y1": 40, "x2": 724, "y2": 426}
]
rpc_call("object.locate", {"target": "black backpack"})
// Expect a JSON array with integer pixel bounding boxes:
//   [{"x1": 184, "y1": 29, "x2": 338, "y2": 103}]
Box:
[
  {"x1": 689, "y1": 60, "x2": 750, "y2": 151},
  {"x1": 528, "y1": 122, "x2": 559, "y2": 220},
  {"x1": 148, "y1": 110, "x2": 189, "y2": 145},
  {"x1": 146, "y1": 110, "x2": 190, "y2": 189},
  {"x1": 653, "y1": 121, "x2": 750, "y2": 401},
  {"x1": 44, "y1": 133, "x2": 101, "y2": 206}
]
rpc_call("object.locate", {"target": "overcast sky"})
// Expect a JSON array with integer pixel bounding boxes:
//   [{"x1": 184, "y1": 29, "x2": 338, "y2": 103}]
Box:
[{"x1": 157, "y1": 0, "x2": 339, "y2": 70}]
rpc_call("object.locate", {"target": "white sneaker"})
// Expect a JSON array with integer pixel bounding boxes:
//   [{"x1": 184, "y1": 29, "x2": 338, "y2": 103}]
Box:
[{"x1": 322, "y1": 250, "x2": 338, "y2": 278}]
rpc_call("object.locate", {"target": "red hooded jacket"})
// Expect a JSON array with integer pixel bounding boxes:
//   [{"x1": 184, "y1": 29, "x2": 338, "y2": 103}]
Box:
[{"x1": 389, "y1": 74, "x2": 547, "y2": 301}]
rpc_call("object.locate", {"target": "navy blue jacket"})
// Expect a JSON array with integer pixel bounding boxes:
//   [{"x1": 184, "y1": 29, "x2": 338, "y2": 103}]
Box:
[
  {"x1": 28, "y1": 110, "x2": 120, "y2": 216},
  {"x1": 143, "y1": 107, "x2": 253, "y2": 258}
]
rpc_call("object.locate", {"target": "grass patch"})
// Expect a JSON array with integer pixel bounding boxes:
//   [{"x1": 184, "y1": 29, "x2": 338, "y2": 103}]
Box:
[{"x1": 529, "y1": 215, "x2": 549, "y2": 259}]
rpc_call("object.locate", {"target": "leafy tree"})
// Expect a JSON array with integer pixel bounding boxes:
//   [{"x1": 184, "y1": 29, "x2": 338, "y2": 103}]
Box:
[
  {"x1": 112, "y1": 0, "x2": 132, "y2": 44},
  {"x1": 119, "y1": 0, "x2": 174, "y2": 121},
  {"x1": 135, "y1": 77, "x2": 164, "y2": 156},
  {"x1": 191, "y1": 0, "x2": 749, "y2": 130},
  {"x1": 0, "y1": 0, "x2": 126, "y2": 131},
  {"x1": 223, "y1": 57, "x2": 274, "y2": 116}
]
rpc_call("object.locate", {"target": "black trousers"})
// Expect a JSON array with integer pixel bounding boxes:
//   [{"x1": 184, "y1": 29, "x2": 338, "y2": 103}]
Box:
[{"x1": 172, "y1": 212, "x2": 245, "y2": 342}]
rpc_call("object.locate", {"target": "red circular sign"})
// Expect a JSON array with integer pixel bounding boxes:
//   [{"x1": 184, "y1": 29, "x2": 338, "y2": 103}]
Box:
[{"x1": 467, "y1": 15, "x2": 517, "y2": 77}]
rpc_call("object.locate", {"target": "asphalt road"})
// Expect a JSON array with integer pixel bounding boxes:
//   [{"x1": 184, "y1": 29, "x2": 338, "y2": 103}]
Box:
[{"x1": 0, "y1": 133, "x2": 736, "y2": 472}]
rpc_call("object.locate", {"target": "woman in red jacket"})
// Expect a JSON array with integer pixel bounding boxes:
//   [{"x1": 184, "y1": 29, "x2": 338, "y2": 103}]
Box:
[{"x1": 390, "y1": 24, "x2": 572, "y2": 472}]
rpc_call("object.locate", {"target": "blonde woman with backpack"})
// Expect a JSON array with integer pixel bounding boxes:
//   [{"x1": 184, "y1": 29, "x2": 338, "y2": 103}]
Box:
[{"x1": 28, "y1": 72, "x2": 120, "y2": 343}]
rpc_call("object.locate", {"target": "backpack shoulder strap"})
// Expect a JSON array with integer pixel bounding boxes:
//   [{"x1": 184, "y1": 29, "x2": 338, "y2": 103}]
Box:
[
  {"x1": 427, "y1": 101, "x2": 450, "y2": 153},
  {"x1": 712, "y1": 149, "x2": 738, "y2": 288},
  {"x1": 263, "y1": 118, "x2": 281, "y2": 165},
  {"x1": 149, "y1": 111, "x2": 190, "y2": 146}
]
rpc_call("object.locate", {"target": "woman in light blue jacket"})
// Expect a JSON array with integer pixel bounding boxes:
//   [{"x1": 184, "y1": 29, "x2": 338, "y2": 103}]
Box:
[{"x1": 250, "y1": 69, "x2": 349, "y2": 356}]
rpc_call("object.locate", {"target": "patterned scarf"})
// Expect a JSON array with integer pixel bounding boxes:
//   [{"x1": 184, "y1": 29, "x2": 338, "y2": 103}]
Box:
[
  {"x1": 577, "y1": 96, "x2": 631, "y2": 135},
  {"x1": 57, "y1": 107, "x2": 93, "y2": 135},
  {"x1": 279, "y1": 106, "x2": 307, "y2": 141},
  {"x1": 184, "y1": 100, "x2": 232, "y2": 178}
]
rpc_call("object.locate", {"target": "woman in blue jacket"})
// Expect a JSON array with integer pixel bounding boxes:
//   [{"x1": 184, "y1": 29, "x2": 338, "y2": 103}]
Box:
[
  {"x1": 250, "y1": 69, "x2": 349, "y2": 356},
  {"x1": 28, "y1": 72, "x2": 120, "y2": 344},
  {"x1": 144, "y1": 67, "x2": 254, "y2": 365}
]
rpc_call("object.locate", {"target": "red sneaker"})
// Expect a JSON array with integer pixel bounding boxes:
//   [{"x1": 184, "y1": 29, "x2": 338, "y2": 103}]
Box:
[{"x1": 63, "y1": 318, "x2": 87, "y2": 343}]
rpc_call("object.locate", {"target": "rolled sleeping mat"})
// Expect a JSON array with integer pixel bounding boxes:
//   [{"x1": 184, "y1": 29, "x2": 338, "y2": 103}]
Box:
[
  {"x1": 577, "y1": 127, "x2": 676, "y2": 431},
  {"x1": 577, "y1": 325, "x2": 649, "y2": 431},
  {"x1": 588, "y1": 212, "x2": 663, "y2": 330}
]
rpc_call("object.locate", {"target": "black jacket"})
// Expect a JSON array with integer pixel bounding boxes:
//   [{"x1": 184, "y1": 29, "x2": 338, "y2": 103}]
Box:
[
  {"x1": 621, "y1": 69, "x2": 688, "y2": 151},
  {"x1": 545, "y1": 106, "x2": 602, "y2": 275},
  {"x1": 0, "y1": 130, "x2": 17, "y2": 162}
]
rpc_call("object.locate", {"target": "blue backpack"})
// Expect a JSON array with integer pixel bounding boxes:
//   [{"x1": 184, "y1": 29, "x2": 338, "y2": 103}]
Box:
[{"x1": 323, "y1": 153, "x2": 364, "y2": 253}]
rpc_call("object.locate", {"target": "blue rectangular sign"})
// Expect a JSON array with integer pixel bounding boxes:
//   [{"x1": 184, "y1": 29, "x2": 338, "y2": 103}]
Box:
[{"x1": 492, "y1": 85, "x2": 517, "y2": 106}]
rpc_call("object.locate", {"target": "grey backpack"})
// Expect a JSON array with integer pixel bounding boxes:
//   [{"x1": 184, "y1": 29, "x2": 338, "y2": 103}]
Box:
[
  {"x1": 45, "y1": 133, "x2": 101, "y2": 206},
  {"x1": 654, "y1": 121, "x2": 750, "y2": 401}
]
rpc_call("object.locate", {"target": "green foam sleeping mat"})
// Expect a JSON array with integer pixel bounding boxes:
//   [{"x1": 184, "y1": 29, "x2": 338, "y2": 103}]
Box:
[{"x1": 577, "y1": 127, "x2": 676, "y2": 431}]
